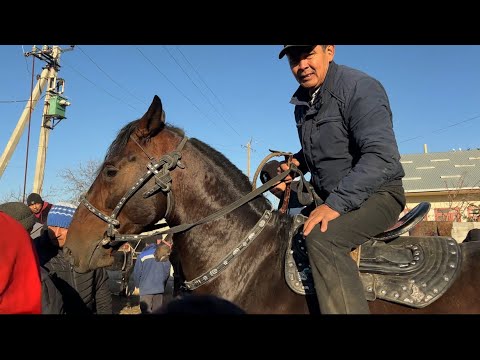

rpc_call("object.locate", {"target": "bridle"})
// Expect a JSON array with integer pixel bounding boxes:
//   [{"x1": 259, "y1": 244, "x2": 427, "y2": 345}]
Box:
[
  {"x1": 81, "y1": 134, "x2": 188, "y2": 248},
  {"x1": 80, "y1": 132, "x2": 303, "y2": 290}
]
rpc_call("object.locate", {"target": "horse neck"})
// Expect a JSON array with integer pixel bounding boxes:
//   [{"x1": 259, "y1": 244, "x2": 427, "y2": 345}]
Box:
[
  {"x1": 168, "y1": 142, "x2": 273, "y2": 235},
  {"x1": 167, "y1": 177, "x2": 291, "y2": 270},
  {"x1": 170, "y1": 190, "x2": 274, "y2": 267},
  {"x1": 174, "y1": 210, "x2": 292, "y2": 297},
  {"x1": 167, "y1": 145, "x2": 292, "y2": 293}
]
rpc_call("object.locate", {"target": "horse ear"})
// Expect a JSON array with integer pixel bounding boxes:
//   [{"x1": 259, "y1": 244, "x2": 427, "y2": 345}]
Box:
[{"x1": 137, "y1": 95, "x2": 166, "y2": 138}]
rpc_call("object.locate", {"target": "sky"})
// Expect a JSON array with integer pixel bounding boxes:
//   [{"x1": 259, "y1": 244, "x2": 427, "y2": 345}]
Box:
[{"x1": 1, "y1": 45, "x2": 480, "y2": 203}]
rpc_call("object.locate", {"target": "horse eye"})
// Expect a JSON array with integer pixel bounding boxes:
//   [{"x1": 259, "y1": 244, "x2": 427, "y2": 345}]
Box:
[{"x1": 103, "y1": 165, "x2": 118, "y2": 178}]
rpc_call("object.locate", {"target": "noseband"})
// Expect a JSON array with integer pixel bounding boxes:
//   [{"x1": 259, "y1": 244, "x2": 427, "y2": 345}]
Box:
[{"x1": 81, "y1": 134, "x2": 188, "y2": 247}]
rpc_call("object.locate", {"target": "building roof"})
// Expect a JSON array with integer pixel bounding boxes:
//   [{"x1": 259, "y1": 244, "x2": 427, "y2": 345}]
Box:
[{"x1": 400, "y1": 149, "x2": 480, "y2": 193}]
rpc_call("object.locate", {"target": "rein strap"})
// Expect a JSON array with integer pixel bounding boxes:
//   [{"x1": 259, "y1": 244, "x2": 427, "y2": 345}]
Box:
[
  {"x1": 144, "y1": 164, "x2": 296, "y2": 238},
  {"x1": 184, "y1": 209, "x2": 273, "y2": 290}
]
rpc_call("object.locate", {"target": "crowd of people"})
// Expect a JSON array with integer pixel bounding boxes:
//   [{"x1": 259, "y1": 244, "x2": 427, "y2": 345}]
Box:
[
  {"x1": 0, "y1": 195, "x2": 113, "y2": 314},
  {"x1": 0, "y1": 192, "x2": 242, "y2": 315}
]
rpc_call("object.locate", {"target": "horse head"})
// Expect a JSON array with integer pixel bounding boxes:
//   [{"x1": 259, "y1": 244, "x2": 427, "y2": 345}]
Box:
[
  {"x1": 65, "y1": 95, "x2": 185, "y2": 272},
  {"x1": 65, "y1": 94, "x2": 277, "y2": 277}
]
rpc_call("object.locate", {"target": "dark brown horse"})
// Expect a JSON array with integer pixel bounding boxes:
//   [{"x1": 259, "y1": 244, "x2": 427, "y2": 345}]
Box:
[{"x1": 64, "y1": 95, "x2": 480, "y2": 314}]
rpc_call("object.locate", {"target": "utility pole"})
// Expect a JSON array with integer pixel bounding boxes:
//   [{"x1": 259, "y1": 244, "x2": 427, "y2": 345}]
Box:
[
  {"x1": 242, "y1": 138, "x2": 254, "y2": 180},
  {"x1": 32, "y1": 45, "x2": 74, "y2": 194},
  {"x1": 0, "y1": 45, "x2": 73, "y2": 195},
  {"x1": 0, "y1": 65, "x2": 49, "y2": 178}
]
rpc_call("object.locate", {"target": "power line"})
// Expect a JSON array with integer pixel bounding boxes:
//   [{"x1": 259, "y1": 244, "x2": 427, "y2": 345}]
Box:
[
  {"x1": 22, "y1": 55, "x2": 36, "y2": 202},
  {"x1": 21, "y1": 45, "x2": 31, "y2": 75},
  {"x1": 400, "y1": 113, "x2": 480, "y2": 144},
  {"x1": 62, "y1": 60, "x2": 138, "y2": 112},
  {"x1": 176, "y1": 47, "x2": 236, "y2": 122},
  {"x1": 0, "y1": 93, "x2": 47, "y2": 104},
  {"x1": 77, "y1": 45, "x2": 147, "y2": 106},
  {"x1": 165, "y1": 46, "x2": 241, "y2": 137},
  {"x1": 135, "y1": 46, "x2": 220, "y2": 128},
  {"x1": 0, "y1": 99, "x2": 31, "y2": 103}
]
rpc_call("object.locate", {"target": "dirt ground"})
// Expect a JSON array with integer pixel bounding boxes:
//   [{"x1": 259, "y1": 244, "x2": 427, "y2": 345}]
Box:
[
  {"x1": 112, "y1": 294, "x2": 141, "y2": 314},
  {"x1": 110, "y1": 275, "x2": 175, "y2": 314}
]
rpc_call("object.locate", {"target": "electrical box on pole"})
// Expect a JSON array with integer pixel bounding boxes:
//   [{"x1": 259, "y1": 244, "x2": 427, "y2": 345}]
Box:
[{"x1": 47, "y1": 94, "x2": 70, "y2": 119}]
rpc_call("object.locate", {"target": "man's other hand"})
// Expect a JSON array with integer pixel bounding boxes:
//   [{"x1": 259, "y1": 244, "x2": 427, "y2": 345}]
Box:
[{"x1": 303, "y1": 204, "x2": 340, "y2": 236}]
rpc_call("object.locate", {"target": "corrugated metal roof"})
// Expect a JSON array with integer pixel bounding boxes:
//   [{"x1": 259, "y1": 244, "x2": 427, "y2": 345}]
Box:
[{"x1": 400, "y1": 149, "x2": 480, "y2": 192}]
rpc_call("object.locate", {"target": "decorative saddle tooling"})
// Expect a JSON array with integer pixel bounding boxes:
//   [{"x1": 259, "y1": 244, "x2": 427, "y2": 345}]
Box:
[{"x1": 284, "y1": 202, "x2": 462, "y2": 308}]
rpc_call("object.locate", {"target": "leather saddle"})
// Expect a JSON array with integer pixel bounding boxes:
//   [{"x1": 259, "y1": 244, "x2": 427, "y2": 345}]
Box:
[{"x1": 284, "y1": 202, "x2": 462, "y2": 308}]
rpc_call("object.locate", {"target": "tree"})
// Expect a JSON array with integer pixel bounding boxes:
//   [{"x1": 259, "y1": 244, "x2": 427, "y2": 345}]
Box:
[
  {"x1": 444, "y1": 172, "x2": 480, "y2": 222},
  {"x1": 0, "y1": 160, "x2": 99, "y2": 205},
  {"x1": 0, "y1": 185, "x2": 57, "y2": 204},
  {"x1": 0, "y1": 187, "x2": 25, "y2": 203},
  {"x1": 56, "y1": 159, "x2": 101, "y2": 205}
]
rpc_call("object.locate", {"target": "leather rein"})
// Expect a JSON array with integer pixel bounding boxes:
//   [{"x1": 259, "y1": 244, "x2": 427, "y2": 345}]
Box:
[
  {"x1": 81, "y1": 135, "x2": 304, "y2": 290},
  {"x1": 81, "y1": 134, "x2": 300, "y2": 243}
]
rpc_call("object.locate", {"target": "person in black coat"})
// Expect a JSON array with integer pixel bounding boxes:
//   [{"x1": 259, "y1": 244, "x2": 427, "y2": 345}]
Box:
[
  {"x1": 35, "y1": 202, "x2": 112, "y2": 314},
  {"x1": 278, "y1": 45, "x2": 406, "y2": 314}
]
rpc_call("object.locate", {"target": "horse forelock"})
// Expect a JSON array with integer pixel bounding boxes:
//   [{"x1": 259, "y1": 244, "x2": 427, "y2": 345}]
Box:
[{"x1": 103, "y1": 120, "x2": 185, "y2": 164}]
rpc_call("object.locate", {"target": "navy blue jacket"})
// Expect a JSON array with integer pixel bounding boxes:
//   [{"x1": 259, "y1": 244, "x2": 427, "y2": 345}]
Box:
[
  {"x1": 133, "y1": 244, "x2": 171, "y2": 296},
  {"x1": 291, "y1": 61, "x2": 405, "y2": 214}
]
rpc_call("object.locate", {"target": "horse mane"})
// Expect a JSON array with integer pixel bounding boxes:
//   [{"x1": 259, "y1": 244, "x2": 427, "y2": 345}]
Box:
[
  {"x1": 188, "y1": 137, "x2": 273, "y2": 214},
  {"x1": 103, "y1": 118, "x2": 275, "y2": 215}
]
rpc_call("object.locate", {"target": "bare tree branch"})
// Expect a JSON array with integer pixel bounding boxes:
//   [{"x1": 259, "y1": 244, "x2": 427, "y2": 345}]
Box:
[
  {"x1": 443, "y1": 171, "x2": 480, "y2": 221},
  {"x1": 0, "y1": 187, "x2": 24, "y2": 203},
  {"x1": 56, "y1": 159, "x2": 101, "y2": 205},
  {"x1": 0, "y1": 185, "x2": 58, "y2": 204}
]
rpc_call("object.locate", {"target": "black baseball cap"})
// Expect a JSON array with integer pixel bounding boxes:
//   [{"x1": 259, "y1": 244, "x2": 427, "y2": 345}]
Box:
[{"x1": 278, "y1": 45, "x2": 315, "y2": 59}]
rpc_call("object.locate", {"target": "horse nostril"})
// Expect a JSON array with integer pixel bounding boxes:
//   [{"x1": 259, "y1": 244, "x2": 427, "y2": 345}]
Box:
[{"x1": 63, "y1": 247, "x2": 75, "y2": 266}]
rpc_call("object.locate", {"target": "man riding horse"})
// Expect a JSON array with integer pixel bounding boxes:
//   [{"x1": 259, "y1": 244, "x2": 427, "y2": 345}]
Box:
[{"x1": 277, "y1": 45, "x2": 406, "y2": 314}]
